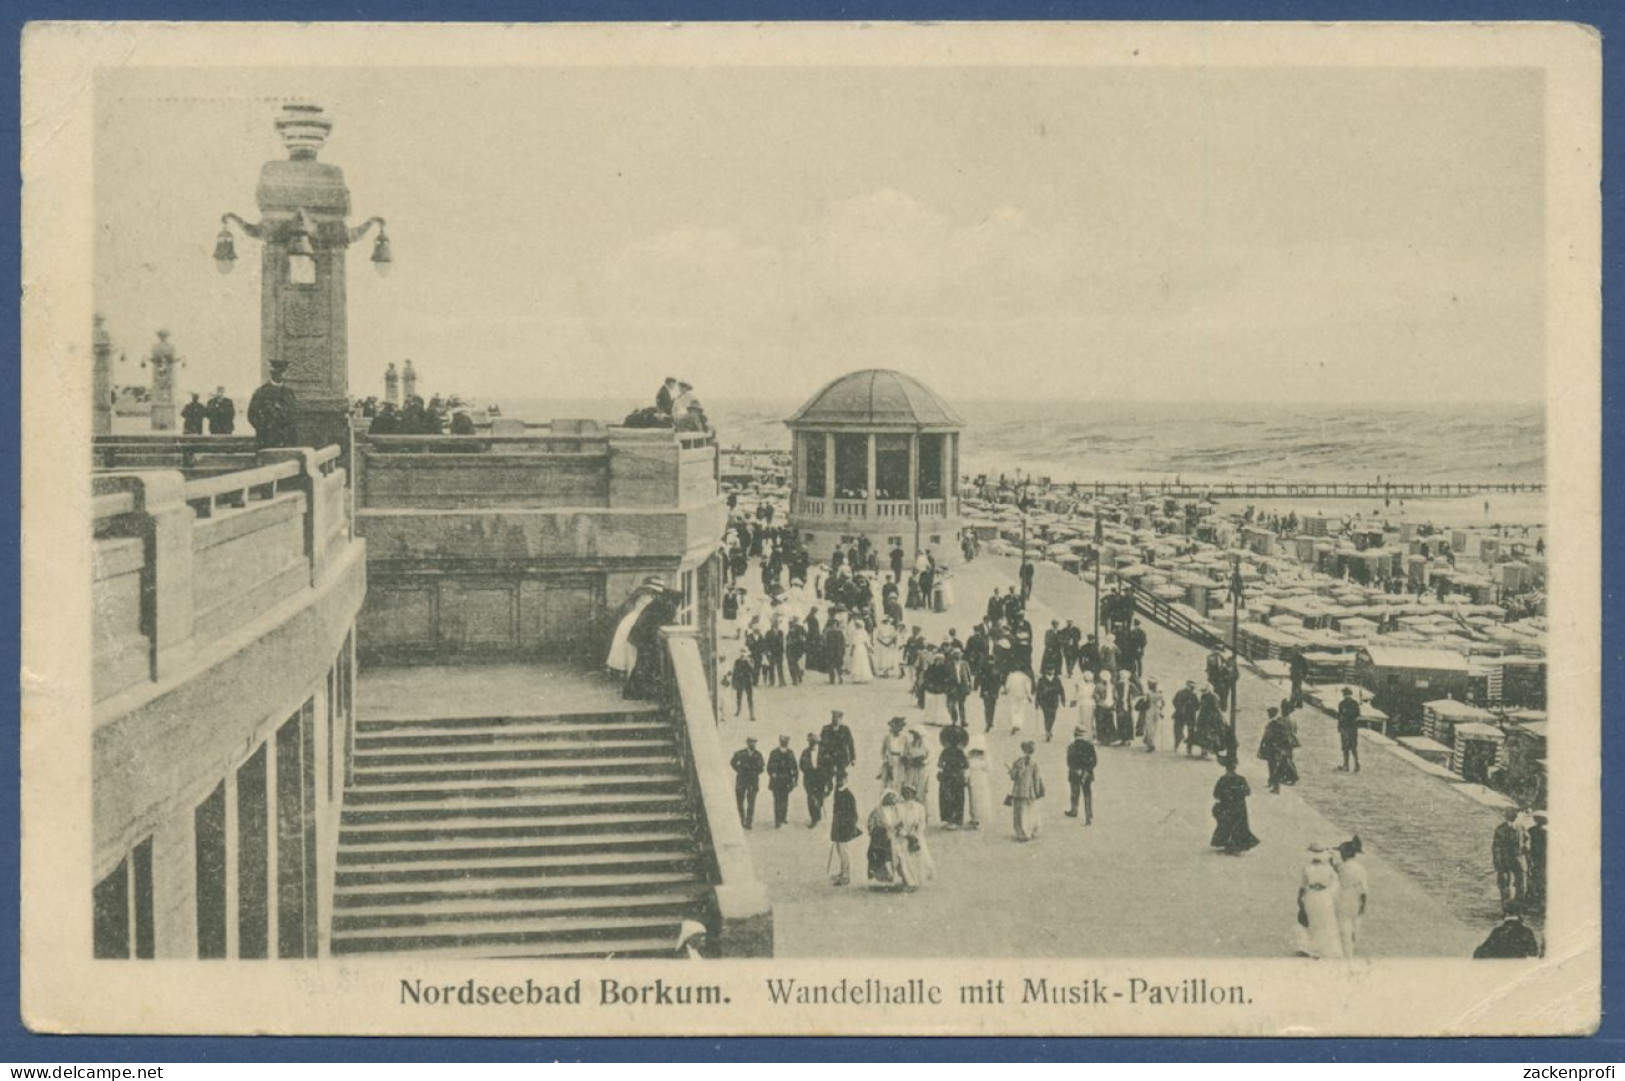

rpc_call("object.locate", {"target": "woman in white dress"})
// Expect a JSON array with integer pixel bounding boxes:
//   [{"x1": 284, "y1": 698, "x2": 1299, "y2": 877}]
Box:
[
  {"x1": 846, "y1": 619, "x2": 876, "y2": 684},
  {"x1": 1334, "y1": 837, "x2": 1370, "y2": 959},
  {"x1": 1001, "y1": 667, "x2": 1035, "y2": 736},
  {"x1": 894, "y1": 785, "x2": 936, "y2": 889},
  {"x1": 1296, "y1": 844, "x2": 1345, "y2": 959},
  {"x1": 965, "y1": 737, "x2": 993, "y2": 830},
  {"x1": 873, "y1": 620, "x2": 901, "y2": 678},
  {"x1": 1142, "y1": 677, "x2": 1171, "y2": 752}
]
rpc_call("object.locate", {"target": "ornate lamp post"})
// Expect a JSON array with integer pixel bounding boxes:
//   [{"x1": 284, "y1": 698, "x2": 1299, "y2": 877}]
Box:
[
  {"x1": 1228, "y1": 555, "x2": 1245, "y2": 737},
  {"x1": 212, "y1": 102, "x2": 391, "y2": 454}
]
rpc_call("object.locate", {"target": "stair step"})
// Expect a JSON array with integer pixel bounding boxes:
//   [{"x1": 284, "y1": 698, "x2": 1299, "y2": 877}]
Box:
[
  {"x1": 352, "y1": 754, "x2": 680, "y2": 781},
  {"x1": 335, "y1": 934, "x2": 682, "y2": 958},
  {"x1": 337, "y1": 850, "x2": 700, "y2": 885},
  {"x1": 331, "y1": 914, "x2": 693, "y2": 956},
  {"x1": 332, "y1": 886, "x2": 710, "y2": 927},
  {"x1": 357, "y1": 711, "x2": 659, "y2": 734},
  {"x1": 338, "y1": 828, "x2": 696, "y2": 861},
  {"x1": 339, "y1": 812, "x2": 694, "y2": 842},
  {"x1": 355, "y1": 724, "x2": 675, "y2": 748},
  {"x1": 335, "y1": 869, "x2": 703, "y2": 907},
  {"x1": 353, "y1": 738, "x2": 676, "y2": 762},
  {"x1": 343, "y1": 777, "x2": 684, "y2": 805}
]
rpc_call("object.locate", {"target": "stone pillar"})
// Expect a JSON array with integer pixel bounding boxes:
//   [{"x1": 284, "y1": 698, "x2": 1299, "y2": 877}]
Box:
[
  {"x1": 402, "y1": 359, "x2": 417, "y2": 403},
  {"x1": 823, "y1": 432, "x2": 835, "y2": 504},
  {"x1": 148, "y1": 331, "x2": 179, "y2": 432},
  {"x1": 93, "y1": 315, "x2": 113, "y2": 435},
  {"x1": 865, "y1": 433, "x2": 877, "y2": 517},
  {"x1": 383, "y1": 362, "x2": 398, "y2": 407},
  {"x1": 253, "y1": 104, "x2": 366, "y2": 455}
]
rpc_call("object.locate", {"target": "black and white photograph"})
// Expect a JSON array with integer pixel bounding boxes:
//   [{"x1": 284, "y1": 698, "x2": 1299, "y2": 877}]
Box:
[{"x1": 20, "y1": 20, "x2": 1601, "y2": 1036}]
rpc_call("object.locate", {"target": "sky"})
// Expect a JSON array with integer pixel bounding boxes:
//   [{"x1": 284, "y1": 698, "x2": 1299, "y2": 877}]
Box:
[{"x1": 93, "y1": 63, "x2": 1546, "y2": 406}]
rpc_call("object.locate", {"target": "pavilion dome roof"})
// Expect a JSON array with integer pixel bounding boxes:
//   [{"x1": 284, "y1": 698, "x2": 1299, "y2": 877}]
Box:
[{"x1": 786, "y1": 369, "x2": 963, "y2": 429}]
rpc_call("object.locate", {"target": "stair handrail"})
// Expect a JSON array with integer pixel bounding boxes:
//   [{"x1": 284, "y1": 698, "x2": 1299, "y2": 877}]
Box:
[{"x1": 658, "y1": 625, "x2": 773, "y2": 956}]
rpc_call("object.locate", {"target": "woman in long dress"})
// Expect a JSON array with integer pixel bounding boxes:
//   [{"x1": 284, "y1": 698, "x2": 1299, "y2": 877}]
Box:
[
  {"x1": 873, "y1": 620, "x2": 901, "y2": 678},
  {"x1": 1142, "y1": 678, "x2": 1171, "y2": 752},
  {"x1": 1001, "y1": 667, "x2": 1035, "y2": 736},
  {"x1": 1259, "y1": 707, "x2": 1301, "y2": 793},
  {"x1": 1296, "y1": 844, "x2": 1345, "y2": 959},
  {"x1": 866, "y1": 793, "x2": 900, "y2": 887},
  {"x1": 1007, "y1": 740, "x2": 1045, "y2": 842},
  {"x1": 1334, "y1": 837, "x2": 1370, "y2": 959},
  {"x1": 894, "y1": 785, "x2": 935, "y2": 890},
  {"x1": 1210, "y1": 757, "x2": 1260, "y2": 854},
  {"x1": 605, "y1": 582, "x2": 659, "y2": 679},
  {"x1": 1194, "y1": 688, "x2": 1230, "y2": 760},
  {"x1": 900, "y1": 728, "x2": 932, "y2": 818},
  {"x1": 965, "y1": 738, "x2": 993, "y2": 830},
  {"x1": 846, "y1": 620, "x2": 875, "y2": 684},
  {"x1": 937, "y1": 729, "x2": 969, "y2": 828},
  {"x1": 1092, "y1": 673, "x2": 1115, "y2": 745}
]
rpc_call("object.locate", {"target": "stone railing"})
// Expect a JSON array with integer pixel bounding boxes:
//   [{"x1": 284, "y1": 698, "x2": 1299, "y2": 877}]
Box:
[
  {"x1": 659, "y1": 624, "x2": 772, "y2": 957},
  {"x1": 355, "y1": 424, "x2": 718, "y2": 511},
  {"x1": 94, "y1": 434, "x2": 260, "y2": 477},
  {"x1": 794, "y1": 496, "x2": 955, "y2": 520},
  {"x1": 93, "y1": 447, "x2": 354, "y2": 704}
]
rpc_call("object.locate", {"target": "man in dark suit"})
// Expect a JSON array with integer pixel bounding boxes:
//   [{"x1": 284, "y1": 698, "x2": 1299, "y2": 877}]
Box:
[
  {"x1": 730, "y1": 737, "x2": 765, "y2": 829},
  {"x1": 655, "y1": 376, "x2": 678, "y2": 415},
  {"x1": 246, "y1": 359, "x2": 298, "y2": 449},
  {"x1": 817, "y1": 710, "x2": 856, "y2": 785},
  {"x1": 763, "y1": 620, "x2": 786, "y2": 687},
  {"x1": 181, "y1": 393, "x2": 207, "y2": 435},
  {"x1": 1126, "y1": 618, "x2": 1148, "y2": 677},
  {"x1": 205, "y1": 386, "x2": 235, "y2": 434},
  {"x1": 785, "y1": 617, "x2": 807, "y2": 686},
  {"x1": 822, "y1": 618, "x2": 846, "y2": 684},
  {"x1": 799, "y1": 733, "x2": 826, "y2": 827},
  {"x1": 766, "y1": 735, "x2": 800, "y2": 828},
  {"x1": 1065, "y1": 726, "x2": 1098, "y2": 824}
]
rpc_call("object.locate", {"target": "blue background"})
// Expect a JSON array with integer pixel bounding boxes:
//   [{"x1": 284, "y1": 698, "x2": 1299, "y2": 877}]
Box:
[{"x1": 3, "y1": 0, "x2": 1618, "y2": 1062}]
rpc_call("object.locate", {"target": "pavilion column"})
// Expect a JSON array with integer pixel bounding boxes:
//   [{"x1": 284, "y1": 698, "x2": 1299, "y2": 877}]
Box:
[
  {"x1": 907, "y1": 432, "x2": 919, "y2": 507},
  {"x1": 941, "y1": 433, "x2": 953, "y2": 510},
  {"x1": 793, "y1": 434, "x2": 805, "y2": 510},
  {"x1": 823, "y1": 432, "x2": 835, "y2": 504},
  {"x1": 865, "y1": 433, "x2": 877, "y2": 518}
]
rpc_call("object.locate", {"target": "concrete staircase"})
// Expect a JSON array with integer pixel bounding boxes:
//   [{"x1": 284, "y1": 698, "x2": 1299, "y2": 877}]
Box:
[{"x1": 330, "y1": 705, "x2": 713, "y2": 958}]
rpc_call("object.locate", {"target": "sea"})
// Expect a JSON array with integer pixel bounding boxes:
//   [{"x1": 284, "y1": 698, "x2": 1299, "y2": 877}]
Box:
[{"x1": 500, "y1": 396, "x2": 1545, "y2": 488}]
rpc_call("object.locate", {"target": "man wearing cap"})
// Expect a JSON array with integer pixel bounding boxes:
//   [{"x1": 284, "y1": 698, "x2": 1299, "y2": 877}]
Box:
[
  {"x1": 817, "y1": 710, "x2": 855, "y2": 784},
  {"x1": 1173, "y1": 679, "x2": 1200, "y2": 755},
  {"x1": 767, "y1": 735, "x2": 800, "y2": 829},
  {"x1": 247, "y1": 359, "x2": 298, "y2": 449},
  {"x1": 1065, "y1": 726, "x2": 1098, "y2": 824},
  {"x1": 1335, "y1": 687, "x2": 1362, "y2": 773},
  {"x1": 730, "y1": 737, "x2": 765, "y2": 830},
  {"x1": 799, "y1": 733, "x2": 826, "y2": 827}
]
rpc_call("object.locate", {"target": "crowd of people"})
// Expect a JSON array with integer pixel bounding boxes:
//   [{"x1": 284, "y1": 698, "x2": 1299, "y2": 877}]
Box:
[{"x1": 699, "y1": 496, "x2": 1546, "y2": 957}]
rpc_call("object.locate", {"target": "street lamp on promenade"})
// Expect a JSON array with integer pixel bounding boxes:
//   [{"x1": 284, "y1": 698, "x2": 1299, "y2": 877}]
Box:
[
  {"x1": 1228, "y1": 554, "x2": 1245, "y2": 737},
  {"x1": 211, "y1": 102, "x2": 391, "y2": 454}
]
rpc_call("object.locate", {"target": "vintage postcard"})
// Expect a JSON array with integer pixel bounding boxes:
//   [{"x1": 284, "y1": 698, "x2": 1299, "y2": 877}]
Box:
[{"x1": 20, "y1": 20, "x2": 1601, "y2": 1036}]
